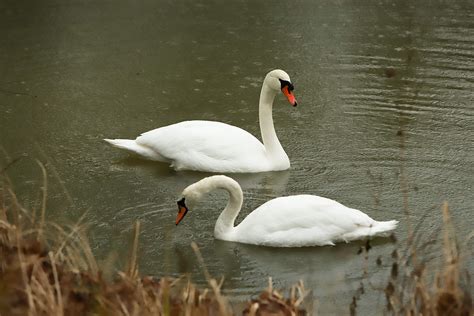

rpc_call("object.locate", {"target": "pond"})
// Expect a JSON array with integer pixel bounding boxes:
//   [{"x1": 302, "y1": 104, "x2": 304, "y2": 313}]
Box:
[{"x1": 1, "y1": 0, "x2": 473, "y2": 314}]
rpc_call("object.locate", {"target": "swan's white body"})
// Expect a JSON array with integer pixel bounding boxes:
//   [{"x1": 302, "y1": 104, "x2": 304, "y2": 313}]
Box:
[
  {"x1": 104, "y1": 69, "x2": 296, "y2": 173},
  {"x1": 106, "y1": 120, "x2": 280, "y2": 172},
  {"x1": 177, "y1": 176, "x2": 399, "y2": 247}
]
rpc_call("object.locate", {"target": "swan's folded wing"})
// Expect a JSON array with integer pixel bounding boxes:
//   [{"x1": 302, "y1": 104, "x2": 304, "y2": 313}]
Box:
[
  {"x1": 235, "y1": 195, "x2": 377, "y2": 247},
  {"x1": 136, "y1": 120, "x2": 266, "y2": 171}
]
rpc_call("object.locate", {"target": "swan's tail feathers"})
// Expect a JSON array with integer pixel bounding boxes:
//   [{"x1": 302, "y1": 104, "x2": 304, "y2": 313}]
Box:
[
  {"x1": 104, "y1": 138, "x2": 164, "y2": 161},
  {"x1": 342, "y1": 220, "x2": 398, "y2": 242},
  {"x1": 103, "y1": 138, "x2": 141, "y2": 152},
  {"x1": 370, "y1": 220, "x2": 399, "y2": 237}
]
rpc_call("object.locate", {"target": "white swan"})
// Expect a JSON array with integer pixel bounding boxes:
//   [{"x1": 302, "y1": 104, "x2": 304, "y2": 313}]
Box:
[
  {"x1": 104, "y1": 69, "x2": 297, "y2": 173},
  {"x1": 175, "y1": 175, "x2": 398, "y2": 247}
]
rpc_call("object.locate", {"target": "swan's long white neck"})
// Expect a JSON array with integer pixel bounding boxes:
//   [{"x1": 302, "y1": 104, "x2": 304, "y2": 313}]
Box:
[
  {"x1": 259, "y1": 82, "x2": 289, "y2": 164},
  {"x1": 185, "y1": 176, "x2": 243, "y2": 238}
]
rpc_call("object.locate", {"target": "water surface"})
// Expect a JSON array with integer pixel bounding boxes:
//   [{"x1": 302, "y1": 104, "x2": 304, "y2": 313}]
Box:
[{"x1": 1, "y1": 0, "x2": 473, "y2": 314}]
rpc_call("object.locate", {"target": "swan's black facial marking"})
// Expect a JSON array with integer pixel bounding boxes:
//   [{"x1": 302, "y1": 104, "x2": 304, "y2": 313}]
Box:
[
  {"x1": 177, "y1": 197, "x2": 188, "y2": 213},
  {"x1": 176, "y1": 197, "x2": 189, "y2": 225},
  {"x1": 177, "y1": 197, "x2": 186, "y2": 208},
  {"x1": 279, "y1": 79, "x2": 294, "y2": 92}
]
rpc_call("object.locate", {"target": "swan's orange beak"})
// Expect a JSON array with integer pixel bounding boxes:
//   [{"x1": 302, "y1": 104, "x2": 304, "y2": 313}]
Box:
[
  {"x1": 282, "y1": 86, "x2": 297, "y2": 107},
  {"x1": 176, "y1": 198, "x2": 189, "y2": 225}
]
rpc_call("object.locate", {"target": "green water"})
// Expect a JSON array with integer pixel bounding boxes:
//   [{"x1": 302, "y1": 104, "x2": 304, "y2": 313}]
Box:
[{"x1": 1, "y1": 0, "x2": 473, "y2": 314}]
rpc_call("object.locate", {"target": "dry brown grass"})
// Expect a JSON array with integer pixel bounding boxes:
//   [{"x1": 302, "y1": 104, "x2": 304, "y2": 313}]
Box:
[
  {"x1": 349, "y1": 203, "x2": 472, "y2": 316},
  {"x1": 381, "y1": 202, "x2": 472, "y2": 315},
  {"x1": 357, "y1": 127, "x2": 474, "y2": 316},
  {"x1": 0, "y1": 165, "x2": 308, "y2": 316},
  {"x1": 243, "y1": 278, "x2": 308, "y2": 316}
]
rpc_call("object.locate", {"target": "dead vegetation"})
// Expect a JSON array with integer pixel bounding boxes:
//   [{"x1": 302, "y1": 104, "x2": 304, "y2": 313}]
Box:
[
  {"x1": 349, "y1": 202, "x2": 472, "y2": 316},
  {"x1": 381, "y1": 202, "x2": 472, "y2": 315},
  {"x1": 348, "y1": 126, "x2": 473, "y2": 316}
]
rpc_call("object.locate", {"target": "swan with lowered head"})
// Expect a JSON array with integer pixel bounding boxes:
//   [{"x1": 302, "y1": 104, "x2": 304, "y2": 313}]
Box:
[
  {"x1": 104, "y1": 69, "x2": 297, "y2": 173},
  {"x1": 175, "y1": 175, "x2": 399, "y2": 247}
]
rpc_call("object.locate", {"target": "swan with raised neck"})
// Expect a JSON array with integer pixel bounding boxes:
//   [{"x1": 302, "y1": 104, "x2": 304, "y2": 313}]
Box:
[
  {"x1": 258, "y1": 69, "x2": 296, "y2": 168},
  {"x1": 175, "y1": 175, "x2": 399, "y2": 247},
  {"x1": 104, "y1": 69, "x2": 297, "y2": 173}
]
